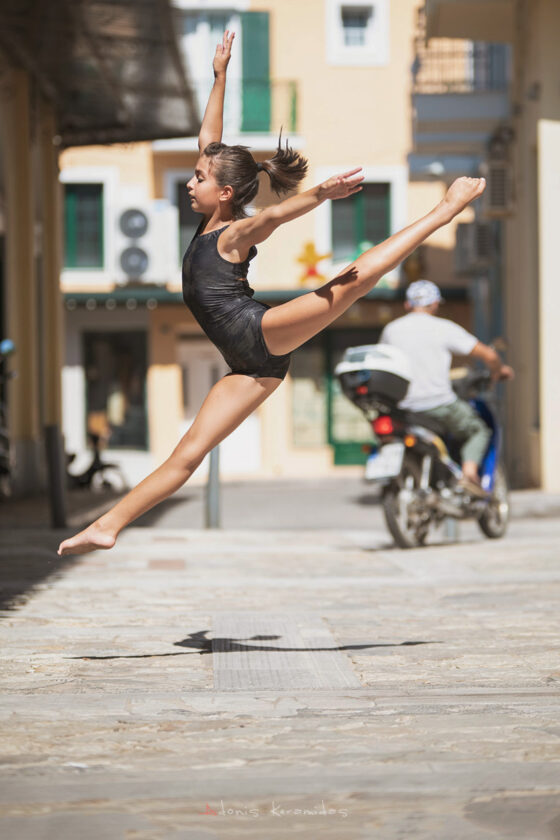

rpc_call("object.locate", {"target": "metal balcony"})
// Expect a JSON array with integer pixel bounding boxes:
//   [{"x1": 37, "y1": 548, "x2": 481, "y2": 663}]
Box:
[
  {"x1": 410, "y1": 7, "x2": 511, "y2": 177},
  {"x1": 412, "y1": 41, "x2": 510, "y2": 94},
  {"x1": 192, "y1": 78, "x2": 299, "y2": 137}
]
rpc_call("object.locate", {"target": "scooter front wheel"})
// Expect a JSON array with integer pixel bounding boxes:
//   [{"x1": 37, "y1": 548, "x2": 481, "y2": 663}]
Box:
[
  {"x1": 477, "y1": 464, "x2": 509, "y2": 539},
  {"x1": 382, "y1": 454, "x2": 431, "y2": 549}
]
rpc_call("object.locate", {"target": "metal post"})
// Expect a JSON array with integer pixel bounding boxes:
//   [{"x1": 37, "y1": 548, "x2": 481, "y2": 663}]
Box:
[
  {"x1": 205, "y1": 445, "x2": 220, "y2": 528},
  {"x1": 44, "y1": 424, "x2": 67, "y2": 528},
  {"x1": 444, "y1": 517, "x2": 458, "y2": 542}
]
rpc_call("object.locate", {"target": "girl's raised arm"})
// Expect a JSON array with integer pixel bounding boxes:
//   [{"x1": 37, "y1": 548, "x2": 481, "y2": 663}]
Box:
[
  {"x1": 198, "y1": 30, "x2": 235, "y2": 152},
  {"x1": 223, "y1": 169, "x2": 364, "y2": 253}
]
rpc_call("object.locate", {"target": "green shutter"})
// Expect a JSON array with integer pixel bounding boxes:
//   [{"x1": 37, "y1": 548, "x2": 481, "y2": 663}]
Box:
[
  {"x1": 241, "y1": 11, "x2": 271, "y2": 132},
  {"x1": 64, "y1": 184, "x2": 104, "y2": 269},
  {"x1": 354, "y1": 191, "x2": 365, "y2": 246},
  {"x1": 64, "y1": 186, "x2": 77, "y2": 268}
]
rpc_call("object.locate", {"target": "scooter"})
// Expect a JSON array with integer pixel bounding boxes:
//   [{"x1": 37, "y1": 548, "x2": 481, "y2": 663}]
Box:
[
  {"x1": 66, "y1": 433, "x2": 128, "y2": 492},
  {"x1": 336, "y1": 344, "x2": 510, "y2": 549}
]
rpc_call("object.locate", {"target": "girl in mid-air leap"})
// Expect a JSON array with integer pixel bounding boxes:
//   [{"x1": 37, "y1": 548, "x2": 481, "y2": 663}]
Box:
[{"x1": 58, "y1": 31, "x2": 485, "y2": 555}]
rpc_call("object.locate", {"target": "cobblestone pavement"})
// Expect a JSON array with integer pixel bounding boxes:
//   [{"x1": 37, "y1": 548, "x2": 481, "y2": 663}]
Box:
[{"x1": 1, "y1": 519, "x2": 560, "y2": 839}]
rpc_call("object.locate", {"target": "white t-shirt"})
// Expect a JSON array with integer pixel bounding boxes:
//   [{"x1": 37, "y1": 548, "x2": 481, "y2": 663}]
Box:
[{"x1": 379, "y1": 312, "x2": 478, "y2": 411}]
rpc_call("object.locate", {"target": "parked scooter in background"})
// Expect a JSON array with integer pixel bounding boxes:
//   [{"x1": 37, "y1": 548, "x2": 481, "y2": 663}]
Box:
[
  {"x1": 0, "y1": 339, "x2": 16, "y2": 498},
  {"x1": 66, "y1": 433, "x2": 128, "y2": 492},
  {"x1": 336, "y1": 345, "x2": 510, "y2": 548}
]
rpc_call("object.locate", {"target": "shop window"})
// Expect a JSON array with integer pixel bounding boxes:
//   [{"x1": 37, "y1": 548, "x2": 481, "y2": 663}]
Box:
[
  {"x1": 332, "y1": 182, "x2": 390, "y2": 263},
  {"x1": 291, "y1": 338, "x2": 327, "y2": 447},
  {"x1": 291, "y1": 330, "x2": 384, "y2": 463},
  {"x1": 83, "y1": 331, "x2": 148, "y2": 450},
  {"x1": 64, "y1": 183, "x2": 104, "y2": 268},
  {"x1": 328, "y1": 328, "x2": 381, "y2": 465}
]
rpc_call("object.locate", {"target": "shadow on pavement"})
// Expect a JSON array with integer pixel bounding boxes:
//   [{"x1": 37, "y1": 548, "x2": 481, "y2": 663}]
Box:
[
  {"x1": 0, "y1": 536, "x2": 78, "y2": 613},
  {"x1": 67, "y1": 630, "x2": 440, "y2": 660}
]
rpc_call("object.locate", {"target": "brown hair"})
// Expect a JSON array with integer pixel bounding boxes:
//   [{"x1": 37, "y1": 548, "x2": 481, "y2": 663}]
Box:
[{"x1": 203, "y1": 134, "x2": 308, "y2": 219}]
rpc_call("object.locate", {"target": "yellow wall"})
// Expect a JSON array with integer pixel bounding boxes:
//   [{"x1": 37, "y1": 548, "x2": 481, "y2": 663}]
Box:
[
  {"x1": 61, "y1": 142, "x2": 155, "y2": 194},
  {"x1": 265, "y1": 0, "x2": 415, "y2": 164}
]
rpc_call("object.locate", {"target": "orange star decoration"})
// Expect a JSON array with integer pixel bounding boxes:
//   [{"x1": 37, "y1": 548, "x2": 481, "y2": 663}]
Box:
[{"x1": 296, "y1": 241, "x2": 332, "y2": 287}]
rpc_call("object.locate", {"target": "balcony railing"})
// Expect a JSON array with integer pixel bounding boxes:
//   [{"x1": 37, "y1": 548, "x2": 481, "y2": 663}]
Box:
[
  {"x1": 191, "y1": 78, "x2": 299, "y2": 136},
  {"x1": 412, "y1": 8, "x2": 511, "y2": 94}
]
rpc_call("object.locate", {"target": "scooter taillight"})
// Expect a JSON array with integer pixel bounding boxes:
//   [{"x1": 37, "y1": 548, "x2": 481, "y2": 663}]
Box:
[{"x1": 372, "y1": 415, "x2": 395, "y2": 436}]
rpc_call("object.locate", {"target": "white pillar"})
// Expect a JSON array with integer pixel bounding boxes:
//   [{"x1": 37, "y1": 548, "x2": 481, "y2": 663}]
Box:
[{"x1": 537, "y1": 118, "x2": 560, "y2": 490}]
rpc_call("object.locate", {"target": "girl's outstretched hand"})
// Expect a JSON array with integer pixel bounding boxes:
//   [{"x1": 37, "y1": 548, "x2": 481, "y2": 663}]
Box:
[
  {"x1": 213, "y1": 30, "x2": 235, "y2": 77},
  {"x1": 318, "y1": 168, "x2": 364, "y2": 201},
  {"x1": 440, "y1": 176, "x2": 486, "y2": 221}
]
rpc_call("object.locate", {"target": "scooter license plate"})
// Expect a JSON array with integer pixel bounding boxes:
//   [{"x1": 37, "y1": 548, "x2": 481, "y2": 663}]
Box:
[{"x1": 365, "y1": 442, "x2": 405, "y2": 480}]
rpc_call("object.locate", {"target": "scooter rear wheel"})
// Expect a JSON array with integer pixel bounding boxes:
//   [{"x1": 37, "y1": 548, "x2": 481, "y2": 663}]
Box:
[
  {"x1": 477, "y1": 464, "x2": 509, "y2": 539},
  {"x1": 383, "y1": 453, "x2": 430, "y2": 549}
]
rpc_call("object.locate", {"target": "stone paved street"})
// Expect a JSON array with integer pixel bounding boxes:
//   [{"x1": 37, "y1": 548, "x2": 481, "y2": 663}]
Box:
[{"x1": 1, "y1": 517, "x2": 560, "y2": 839}]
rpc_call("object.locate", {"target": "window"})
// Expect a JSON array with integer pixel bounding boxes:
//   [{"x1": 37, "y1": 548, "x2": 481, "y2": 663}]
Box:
[
  {"x1": 181, "y1": 10, "x2": 237, "y2": 130},
  {"x1": 180, "y1": 9, "x2": 272, "y2": 134},
  {"x1": 342, "y1": 5, "x2": 373, "y2": 47},
  {"x1": 332, "y1": 182, "x2": 390, "y2": 263},
  {"x1": 326, "y1": 0, "x2": 389, "y2": 66},
  {"x1": 64, "y1": 184, "x2": 104, "y2": 268},
  {"x1": 83, "y1": 331, "x2": 148, "y2": 450}
]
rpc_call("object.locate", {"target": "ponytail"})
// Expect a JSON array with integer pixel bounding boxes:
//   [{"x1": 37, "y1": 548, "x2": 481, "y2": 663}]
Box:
[
  {"x1": 203, "y1": 132, "x2": 308, "y2": 219},
  {"x1": 259, "y1": 131, "x2": 308, "y2": 196}
]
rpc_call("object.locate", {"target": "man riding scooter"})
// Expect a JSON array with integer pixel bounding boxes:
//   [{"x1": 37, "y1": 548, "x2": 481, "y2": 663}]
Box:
[{"x1": 379, "y1": 280, "x2": 514, "y2": 495}]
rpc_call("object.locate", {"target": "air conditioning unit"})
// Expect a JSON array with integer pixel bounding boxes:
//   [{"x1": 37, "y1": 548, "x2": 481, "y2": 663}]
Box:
[
  {"x1": 484, "y1": 160, "x2": 514, "y2": 217},
  {"x1": 113, "y1": 201, "x2": 178, "y2": 285},
  {"x1": 455, "y1": 222, "x2": 495, "y2": 274}
]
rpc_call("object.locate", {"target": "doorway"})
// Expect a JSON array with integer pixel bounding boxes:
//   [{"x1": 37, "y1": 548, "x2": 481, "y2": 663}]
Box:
[{"x1": 326, "y1": 328, "x2": 381, "y2": 465}]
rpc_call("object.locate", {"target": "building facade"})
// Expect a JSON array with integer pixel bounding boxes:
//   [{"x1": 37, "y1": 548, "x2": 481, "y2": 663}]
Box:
[
  {"x1": 59, "y1": 0, "x2": 476, "y2": 483},
  {"x1": 417, "y1": 0, "x2": 560, "y2": 490}
]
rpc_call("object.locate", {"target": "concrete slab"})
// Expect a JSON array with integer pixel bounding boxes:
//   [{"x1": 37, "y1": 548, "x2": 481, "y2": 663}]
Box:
[{"x1": 212, "y1": 612, "x2": 362, "y2": 690}]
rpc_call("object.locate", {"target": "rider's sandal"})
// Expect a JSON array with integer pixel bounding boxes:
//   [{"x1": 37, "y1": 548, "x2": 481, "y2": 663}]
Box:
[{"x1": 458, "y1": 476, "x2": 490, "y2": 499}]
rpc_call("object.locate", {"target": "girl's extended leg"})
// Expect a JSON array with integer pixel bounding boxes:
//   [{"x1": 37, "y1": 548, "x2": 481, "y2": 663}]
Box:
[
  {"x1": 57, "y1": 374, "x2": 281, "y2": 556},
  {"x1": 262, "y1": 177, "x2": 485, "y2": 355}
]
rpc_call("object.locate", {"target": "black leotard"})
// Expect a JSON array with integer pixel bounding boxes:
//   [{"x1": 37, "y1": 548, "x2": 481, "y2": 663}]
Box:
[{"x1": 182, "y1": 224, "x2": 291, "y2": 380}]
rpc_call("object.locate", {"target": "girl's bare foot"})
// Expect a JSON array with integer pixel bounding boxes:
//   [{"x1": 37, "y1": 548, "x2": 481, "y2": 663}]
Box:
[
  {"x1": 441, "y1": 176, "x2": 486, "y2": 221},
  {"x1": 57, "y1": 522, "x2": 117, "y2": 556}
]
